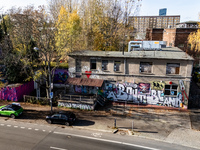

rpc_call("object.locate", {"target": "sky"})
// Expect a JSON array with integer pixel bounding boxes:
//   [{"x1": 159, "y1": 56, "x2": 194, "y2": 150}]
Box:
[{"x1": 1, "y1": 0, "x2": 200, "y2": 22}]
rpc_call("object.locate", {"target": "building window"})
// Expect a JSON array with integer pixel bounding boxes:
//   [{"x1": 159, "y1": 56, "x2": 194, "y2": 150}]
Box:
[
  {"x1": 76, "y1": 59, "x2": 81, "y2": 72},
  {"x1": 90, "y1": 59, "x2": 96, "y2": 70},
  {"x1": 164, "y1": 84, "x2": 178, "y2": 95},
  {"x1": 114, "y1": 61, "x2": 121, "y2": 72},
  {"x1": 102, "y1": 60, "x2": 108, "y2": 71},
  {"x1": 166, "y1": 63, "x2": 180, "y2": 74},
  {"x1": 140, "y1": 62, "x2": 152, "y2": 73},
  {"x1": 178, "y1": 44, "x2": 184, "y2": 48}
]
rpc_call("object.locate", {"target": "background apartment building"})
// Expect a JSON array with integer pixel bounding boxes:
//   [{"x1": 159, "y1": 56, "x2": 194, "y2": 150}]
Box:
[{"x1": 129, "y1": 15, "x2": 180, "y2": 39}]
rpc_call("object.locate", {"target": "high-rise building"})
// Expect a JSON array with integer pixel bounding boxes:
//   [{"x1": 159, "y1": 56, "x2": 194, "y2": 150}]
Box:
[
  {"x1": 129, "y1": 15, "x2": 180, "y2": 39},
  {"x1": 159, "y1": 8, "x2": 167, "y2": 16}
]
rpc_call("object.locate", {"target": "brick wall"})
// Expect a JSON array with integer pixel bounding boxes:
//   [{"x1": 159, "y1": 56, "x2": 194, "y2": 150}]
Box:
[
  {"x1": 163, "y1": 28, "x2": 198, "y2": 49},
  {"x1": 163, "y1": 28, "x2": 176, "y2": 47},
  {"x1": 146, "y1": 28, "x2": 164, "y2": 41}
]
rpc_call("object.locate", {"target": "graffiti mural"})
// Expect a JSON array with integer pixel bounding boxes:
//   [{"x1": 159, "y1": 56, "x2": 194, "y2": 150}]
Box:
[
  {"x1": 151, "y1": 81, "x2": 165, "y2": 91},
  {"x1": 138, "y1": 83, "x2": 150, "y2": 94},
  {"x1": 68, "y1": 67, "x2": 76, "y2": 78},
  {"x1": 53, "y1": 69, "x2": 68, "y2": 84},
  {"x1": 74, "y1": 85, "x2": 98, "y2": 95},
  {"x1": 58, "y1": 101, "x2": 94, "y2": 110},
  {"x1": 105, "y1": 82, "x2": 183, "y2": 108},
  {"x1": 0, "y1": 81, "x2": 34, "y2": 101}
]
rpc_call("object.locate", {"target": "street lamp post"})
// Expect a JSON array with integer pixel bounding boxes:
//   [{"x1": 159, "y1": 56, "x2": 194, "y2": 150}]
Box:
[{"x1": 34, "y1": 47, "x2": 53, "y2": 114}]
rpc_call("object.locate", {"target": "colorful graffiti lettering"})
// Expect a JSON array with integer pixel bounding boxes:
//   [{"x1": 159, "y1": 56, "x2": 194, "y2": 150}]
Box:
[
  {"x1": 106, "y1": 82, "x2": 182, "y2": 108},
  {"x1": 58, "y1": 101, "x2": 94, "y2": 110}
]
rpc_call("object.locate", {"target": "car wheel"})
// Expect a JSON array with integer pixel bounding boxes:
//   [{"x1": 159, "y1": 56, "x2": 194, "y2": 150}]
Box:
[
  {"x1": 47, "y1": 119, "x2": 52, "y2": 124},
  {"x1": 65, "y1": 122, "x2": 70, "y2": 126},
  {"x1": 11, "y1": 114, "x2": 16, "y2": 119}
]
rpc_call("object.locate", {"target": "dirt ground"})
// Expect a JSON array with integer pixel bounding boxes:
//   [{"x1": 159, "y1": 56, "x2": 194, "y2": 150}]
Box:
[{"x1": 0, "y1": 100, "x2": 112, "y2": 123}]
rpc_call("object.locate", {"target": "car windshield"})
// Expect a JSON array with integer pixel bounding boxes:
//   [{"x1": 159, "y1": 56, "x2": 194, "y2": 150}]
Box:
[{"x1": 9, "y1": 105, "x2": 21, "y2": 111}]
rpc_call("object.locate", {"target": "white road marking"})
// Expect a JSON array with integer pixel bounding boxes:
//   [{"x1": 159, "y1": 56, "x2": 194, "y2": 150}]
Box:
[
  {"x1": 21, "y1": 127, "x2": 25, "y2": 129},
  {"x1": 35, "y1": 129, "x2": 39, "y2": 131},
  {"x1": 50, "y1": 146, "x2": 67, "y2": 150},
  {"x1": 14, "y1": 126, "x2": 18, "y2": 128},
  {"x1": 1, "y1": 124, "x2": 4, "y2": 126},
  {"x1": 7, "y1": 125, "x2": 11, "y2": 127},
  {"x1": 54, "y1": 132, "x2": 160, "y2": 150},
  {"x1": 91, "y1": 133, "x2": 102, "y2": 137},
  {"x1": 43, "y1": 130, "x2": 46, "y2": 132},
  {"x1": 28, "y1": 128, "x2": 32, "y2": 130}
]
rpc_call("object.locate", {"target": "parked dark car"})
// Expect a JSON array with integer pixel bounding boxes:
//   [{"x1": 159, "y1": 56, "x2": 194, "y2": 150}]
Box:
[{"x1": 46, "y1": 111, "x2": 76, "y2": 126}]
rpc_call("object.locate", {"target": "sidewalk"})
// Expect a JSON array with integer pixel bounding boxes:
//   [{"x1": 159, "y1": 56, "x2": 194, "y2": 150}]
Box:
[{"x1": 1, "y1": 101, "x2": 200, "y2": 149}]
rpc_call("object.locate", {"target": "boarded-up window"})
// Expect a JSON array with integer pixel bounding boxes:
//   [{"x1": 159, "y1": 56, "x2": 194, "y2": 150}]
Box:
[
  {"x1": 166, "y1": 63, "x2": 180, "y2": 74},
  {"x1": 140, "y1": 62, "x2": 152, "y2": 73}
]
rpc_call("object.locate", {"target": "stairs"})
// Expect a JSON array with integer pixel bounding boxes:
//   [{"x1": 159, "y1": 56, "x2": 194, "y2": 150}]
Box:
[{"x1": 96, "y1": 94, "x2": 106, "y2": 106}]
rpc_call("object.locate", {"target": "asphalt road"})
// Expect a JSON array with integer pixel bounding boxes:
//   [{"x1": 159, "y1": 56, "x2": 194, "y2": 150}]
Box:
[{"x1": 0, "y1": 118, "x2": 198, "y2": 150}]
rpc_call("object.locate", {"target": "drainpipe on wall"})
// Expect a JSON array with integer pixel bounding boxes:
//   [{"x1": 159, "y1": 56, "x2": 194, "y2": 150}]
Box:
[{"x1": 124, "y1": 58, "x2": 126, "y2": 75}]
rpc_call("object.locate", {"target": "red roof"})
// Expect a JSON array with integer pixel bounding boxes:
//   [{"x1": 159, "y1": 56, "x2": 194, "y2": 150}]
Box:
[{"x1": 65, "y1": 78, "x2": 104, "y2": 87}]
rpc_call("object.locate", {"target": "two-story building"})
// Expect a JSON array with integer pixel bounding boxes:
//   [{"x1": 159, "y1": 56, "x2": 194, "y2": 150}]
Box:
[{"x1": 67, "y1": 47, "x2": 194, "y2": 108}]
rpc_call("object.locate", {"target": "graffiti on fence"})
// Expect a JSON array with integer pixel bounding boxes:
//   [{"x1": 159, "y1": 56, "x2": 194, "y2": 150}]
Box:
[{"x1": 58, "y1": 101, "x2": 94, "y2": 110}]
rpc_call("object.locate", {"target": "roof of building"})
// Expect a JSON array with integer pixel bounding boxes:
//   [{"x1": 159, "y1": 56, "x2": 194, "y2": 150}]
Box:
[
  {"x1": 68, "y1": 47, "x2": 194, "y2": 61},
  {"x1": 65, "y1": 78, "x2": 104, "y2": 87},
  {"x1": 177, "y1": 21, "x2": 200, "y2": 24},
  {"x1": 129, "y1": 15, "x2": 180, "y2": 18}
]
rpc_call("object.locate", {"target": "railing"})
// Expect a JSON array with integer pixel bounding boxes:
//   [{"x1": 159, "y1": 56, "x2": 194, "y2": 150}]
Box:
[
  {"x1": 23, "y1": 95, "x2": 50, "y2": 105},
  {"x1": 60, "y1": 94, "x2": 96, "y2": 104}
]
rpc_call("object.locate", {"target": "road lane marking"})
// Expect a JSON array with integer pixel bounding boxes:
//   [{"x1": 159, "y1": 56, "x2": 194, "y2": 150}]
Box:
[
  {"x1": 50, "y1": 146, "x2": 67, "y2": 150},
  {"x1": 43, "y1": 130, "x2": 46, "y2": 132},
  {"x1": 21, "y1": 127, "x2": 25, "y2": 129},
  {"x1": 35, "y1": 129, "x2": 39, "y2": 131},
  {"x1": 14, "y1": 126, "x2": 18, "y2": 128},
  {"x1": 1, "y1": 124, "x2": 4, "y2": 126},
  {"x1": 92, "y1": 133, "x2": 102, "y2": 137},
  {"x1": 28, "y1": 128, "x2": 32, "y2": 130},
  {"x1": 7, "y1": 125, "x2": 11, "y2": 127},
  {"x1": 54, "y1": 132, "x2": 160, "y2": 150}
]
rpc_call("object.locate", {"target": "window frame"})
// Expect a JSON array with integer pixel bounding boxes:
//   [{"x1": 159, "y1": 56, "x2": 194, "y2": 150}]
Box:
[
  {"x1": 140, "y1": 62, "x2": 153, "y2": 73},
  {"x1": 75, "y1": 59, "x2": 81, "y2": 72},
  {"x1": 102, "y1": 60, "x2": 108, "y2": 71},
  {"x1": 166, "y1": 63, "x2": 180, "y2": 75},
  {"x1": 114, "y1": 61, "x2": 121, "y2": 72},
  {"x1": 164, "y1": 84, "x2": 178, "y2": 96},
  {"x1": 90, "y1": 59, "x2": 96, "y2": 70}
]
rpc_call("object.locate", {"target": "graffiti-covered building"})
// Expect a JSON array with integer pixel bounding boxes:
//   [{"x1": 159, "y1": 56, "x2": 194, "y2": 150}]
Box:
[{"x1": 68, "y1": 47, "x2": 194, "y2": 109}]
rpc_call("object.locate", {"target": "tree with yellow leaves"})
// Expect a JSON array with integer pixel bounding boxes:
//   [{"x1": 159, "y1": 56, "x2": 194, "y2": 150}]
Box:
[
  {"x1": 55, "y1": 5, "x2": 81, "y2": 59},
  {"x1": 188, "y1": 25, "x2": 200, "y2": 53}
]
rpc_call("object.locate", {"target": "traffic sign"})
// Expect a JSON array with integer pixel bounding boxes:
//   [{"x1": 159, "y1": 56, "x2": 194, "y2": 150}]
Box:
[{"x1": 50, "y1": 92, "x2": 53, "y2": 99}]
